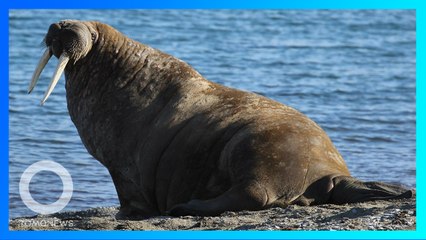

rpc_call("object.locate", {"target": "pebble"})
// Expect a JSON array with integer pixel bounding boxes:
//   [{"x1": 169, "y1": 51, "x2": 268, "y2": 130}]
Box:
[{"x1": 9, "y1": 198, "x2": 416, "y2": 230}]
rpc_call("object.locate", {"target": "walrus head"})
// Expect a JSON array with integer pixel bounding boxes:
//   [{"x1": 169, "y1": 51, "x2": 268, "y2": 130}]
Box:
[{"x1": 28, "y1": 20, "x2": 98, "y2": 105}]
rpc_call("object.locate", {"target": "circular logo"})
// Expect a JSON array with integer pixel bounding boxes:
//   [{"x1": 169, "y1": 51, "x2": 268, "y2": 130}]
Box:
[{"x1": 19, "y1": 160, "x2": 73, "y2": 215}]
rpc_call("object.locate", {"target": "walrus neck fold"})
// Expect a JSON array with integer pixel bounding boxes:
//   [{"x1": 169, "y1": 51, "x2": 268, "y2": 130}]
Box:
[
  {"x1": 64, "y1": 22, "x2": 200, "y2": 162},
  {"x1": 67, "y1": 22, "x2": 204, "y2": 112}
]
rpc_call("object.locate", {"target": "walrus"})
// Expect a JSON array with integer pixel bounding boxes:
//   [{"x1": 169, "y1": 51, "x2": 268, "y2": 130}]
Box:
[{"x1": 29, "y1": 20, "x2": 413, "y2": 218}]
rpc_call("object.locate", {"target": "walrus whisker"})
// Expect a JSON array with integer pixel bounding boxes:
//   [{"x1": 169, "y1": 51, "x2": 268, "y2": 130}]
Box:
[
  {"x1": 40, "y1": 53, "x2": 69, "y2": 105},
  {"x1": 28, "y1": 48, "x2": 52, "y2": 94}
]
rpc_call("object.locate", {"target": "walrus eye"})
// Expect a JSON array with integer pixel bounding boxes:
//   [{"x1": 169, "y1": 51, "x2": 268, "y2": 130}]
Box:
[{"x1": 91, "y1": 32, "x2": 97, "y2": 41}]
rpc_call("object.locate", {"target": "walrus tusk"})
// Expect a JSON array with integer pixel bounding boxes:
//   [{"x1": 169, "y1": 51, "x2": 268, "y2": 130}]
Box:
[
  {"x1": 40, "y1": 53, "x2": 69, "y2": 105},
  {"x1": 28, "y1": 49, "x2": 52, "y2": 94}
]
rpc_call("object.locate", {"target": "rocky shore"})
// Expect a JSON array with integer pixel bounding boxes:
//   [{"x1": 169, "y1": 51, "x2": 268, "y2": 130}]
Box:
[{"x1": 10, "y1": 197, "x2": 415, "y2": 230}]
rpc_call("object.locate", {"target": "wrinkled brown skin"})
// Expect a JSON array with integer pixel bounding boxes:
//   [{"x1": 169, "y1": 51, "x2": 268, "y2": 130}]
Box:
[{"x1": 42, "y1": 20, "x2": 413, "y2": 218}]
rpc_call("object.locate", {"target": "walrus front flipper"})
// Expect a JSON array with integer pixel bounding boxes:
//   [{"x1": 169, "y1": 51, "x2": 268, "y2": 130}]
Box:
[
  {"x1": 168, "y1": 182, "x2": 268, "y2": 216},
  {"x1": 330, "y1": 176, "x2": 414, "y2": 204}
]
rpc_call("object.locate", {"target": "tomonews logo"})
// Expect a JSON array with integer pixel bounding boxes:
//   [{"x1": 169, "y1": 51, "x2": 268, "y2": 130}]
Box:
[{"x1": 19, "y1": 160, "x2": 73, "y2": 215}]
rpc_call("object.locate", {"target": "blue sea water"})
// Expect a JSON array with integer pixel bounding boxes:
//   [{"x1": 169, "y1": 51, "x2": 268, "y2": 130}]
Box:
[{"x1": 9, "y1": 10, "x2": 416, "y2": 218}]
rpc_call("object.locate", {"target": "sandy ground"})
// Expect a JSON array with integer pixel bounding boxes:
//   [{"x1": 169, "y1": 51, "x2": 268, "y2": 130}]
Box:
[{"x1": 10, "y1": 197, "x2": 415, "y2": 231}]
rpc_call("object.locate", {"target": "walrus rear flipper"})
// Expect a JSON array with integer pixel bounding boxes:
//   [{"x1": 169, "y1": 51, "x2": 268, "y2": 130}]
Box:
[
  {"x1": 168, "y1": 182, "x2": 268, "y2": 216},
  {"x1": 330, "y1": 176, "x2": 414, "y2": 204}
]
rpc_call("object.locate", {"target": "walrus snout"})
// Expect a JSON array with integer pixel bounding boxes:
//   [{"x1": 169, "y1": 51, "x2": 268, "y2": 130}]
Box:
[
  {"x1": 45, "y1": 23, "x2": 64, "y2": 58},
  {"x1": 47, "y1": 21, "x2": 95, "y2": 60},
  {"x1": 29, "y1": 20, "x2": 97, "y2": 105}
]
